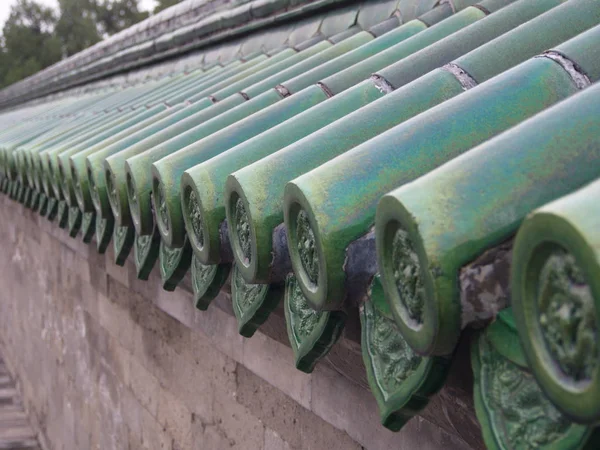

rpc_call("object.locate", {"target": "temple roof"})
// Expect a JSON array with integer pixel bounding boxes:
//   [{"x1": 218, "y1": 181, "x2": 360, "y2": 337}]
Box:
[{"x1": 1, "y1": 0, "x2": 599, "y2": 447}]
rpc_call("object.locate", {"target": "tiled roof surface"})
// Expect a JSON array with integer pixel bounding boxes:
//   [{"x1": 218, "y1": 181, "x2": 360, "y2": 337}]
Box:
[{"x1": 1, "y1": 0, "x2": 599, "y2": 447}]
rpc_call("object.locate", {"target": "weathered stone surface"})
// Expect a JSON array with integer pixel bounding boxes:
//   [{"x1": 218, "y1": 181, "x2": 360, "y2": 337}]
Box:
[{"x1": 264, "y1": 428, "x2": 293, "y2": 450}]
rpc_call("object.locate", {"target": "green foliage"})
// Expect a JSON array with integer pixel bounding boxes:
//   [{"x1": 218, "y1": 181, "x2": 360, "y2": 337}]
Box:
[
  {"x1": 55, "y1": 0, "x2": 102, "y2": 57},
  {"x1": 0, "y1": 0, "x2": 62, "y2": 88},
  {"x1": 0, "y1": 0, "x2": 150, "y2": 88}
]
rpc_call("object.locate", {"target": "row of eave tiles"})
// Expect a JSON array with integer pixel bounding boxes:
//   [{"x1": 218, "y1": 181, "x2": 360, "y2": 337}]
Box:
[{"x1": 1, "y1": 0, "x2": 600, "y2": 447}]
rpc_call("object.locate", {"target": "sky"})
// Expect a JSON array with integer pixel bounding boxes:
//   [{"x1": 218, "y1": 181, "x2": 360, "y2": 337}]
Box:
[{"x1": 0, "y1": 0, "x2": 158, "y2": 30}]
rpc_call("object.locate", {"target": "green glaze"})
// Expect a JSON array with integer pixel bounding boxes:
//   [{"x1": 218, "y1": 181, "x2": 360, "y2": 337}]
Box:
[
  {"x1": 472, "y1": 309, "x2": 599, "y2": 449},
  {"x1": 12, "y1": 181, "x2": 20, "y2": 201},
  {"x1": 95, "y1": 213, "x2": 115, "y2": 254},
  {"x1": 128, "y1": 69, "x2": 210, "y2": 108},
  {"x1": 56, "y1": 200, "x2": 68, "y2": 229},
  {"x1": 25, "y1": 113, "x2": 118, "y2": 191},
  {"x1": 134, "y1": 229, "x2": 161, "y2": 280},
  {"x1": 378, "y1": 0, "x2": 571, "y2": 89},
  {"x1": 11, "y1": 182, "x2": 21, "y2": 201},
  {"x1": 81, "y1": 212, "x2": 96, "y2": 243},
  {"x1": 182, "y1": 86, "x2": 356, "y2": 264},
  {"x1": 166, "y1": 54, "x2": 270, "y2": 105},
  {"x1": 155, "y1": 87, "x2": 325, "y2": 251},
  {"x1": 164, "y1": 63, "x2": 239, "y2": 106},
  {"x1": 4, "y1": 150, "x2": 17, "y2": 182},
  {"x1": 19, "y1": 112, "x2": 116, "y2": 188},
  {"x1": 304, "y1": 3, "x2": 487, "y2": 96},
  {"x1": 377, "y1": 75, "x2": 600, "y2": 357},
  {"x1": 46, "y1": 197, "x2": 58, "y2": 221},
  {"x1": 286, "y1": 54, "x2": 585, "y2": 314},
  {"x1": 43, "y1": 109, "x2": 141, "y2": 200},
  {"x1": 226, "y1": 69, "x2": 459, "y2": 283},
  {"x1": 191, "y1": 256, "x2": 231, "y2": 311},
  {"x1": 512, "y1": 179, "x2": 600, "y2": 423},
  {"x1": 182, "y1": 50, "x2": 294, "y2": 104},
  {"x1": 39, "y1": 153, "x2": 57, "y2": 199},
  {"x1": 18, "y1": 185, "x2": 29, "y2": 205},
  {"x1": 113, "y1": 225, "x2": 135, "y2": 266},
  {"x1": 231, "y1": 264, "x2": 284, "y2": 338},
  {"x1": 29, "y1": 190, "x2": 40, "y2": 212},
  {"x1": 284, "y1": 274, "x2": 345, "y2": 373},
  {"x1": 9, "y1": 181, "x2": 18, "y2": 201},
  {"x1": 35, "y1": 111, "x2": 132, "y2": 182},
  {"x1": 154, "y1": 6, "x2": 486, "y2": 250},
  {"x1": 120, "y1": 7, "x2": 474, "y2": 240},
  {"x1": 451, "y1": 0, "x2": 598, "y2": 87},
  {"x1": 38, "y1": 193, "x2": 49, "y2": 217},
  {"x1": 86, "y1": 99, "x2": 237, "y2": 219},
  {"x1": 70, "y1": 104, "x2": 185, "y2": 212},
  {"x1": 158, "y1": 65, "x2": 228, "y2": 106},
  {"x1": 244, "y1": 19, "x2": 429, "y2": 98},
  {"x1": 208, "y1": 39, "x2": 341, "y2": 101},
  {"x1": 116, "y1": 74, "x2": 186, "y2": 110},
  {"x1": 68, "y1": 206, "x2": 82, "y2": 238},
  {"x1": 361, "y1": 276, "x2": 450, "y2": 431},
  {"x1": 13, "y1": 181, "x2": 23, "y2": 201},
  {"x1": 103, "y1": 97, "x2": 230, "y2": 226},
  {"x1": 56, "y1": 104, "x2": 169, "y2": 206},
  {"x1": 22, "y1": 187, "x2": 33, "y2": 208},
  {"x1": 159, "y1": 237, "x2": 192, "y2": 291},
  {"x1": 5, "y1": 178, "x2": 12, "y2": 196},
  {"x1": 225, "y1": 0, "x2": 573, "y2": 284},
  {"x1": 120, "y1": 90, "x2": 280, "y2": 236}
]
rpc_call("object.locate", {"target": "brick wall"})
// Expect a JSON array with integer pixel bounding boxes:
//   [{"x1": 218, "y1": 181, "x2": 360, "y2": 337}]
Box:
[{"x1": 0, "y1": 195, "x2": 478, "y2": 450}]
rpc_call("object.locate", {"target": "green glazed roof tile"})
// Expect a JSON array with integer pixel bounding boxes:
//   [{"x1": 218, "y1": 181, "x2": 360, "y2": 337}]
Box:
[
  {"x1": 472, "y1": 309, "x2": 600, "y2": 449},
  {"x1": 134, "y1": 229, "x2": 162, "y2": 280},
  {"x1": 512, "y1": 177, "x2": 600, "y2": 424},
  {"x1": 159, "y1": 237, "x2": 193, "y2": 291},
  {"x1": 375, "y1": 68, "x2": 600, "y2": 356},
  {"x1": 1, "y1": 0, "x2": 599, "y2": 441},
  {"x1": 285, "y1": 273, "x2": 346, "y2": 373},
  {"x1": 361, "y1": 275, "x2": 451, "y2": 431}
]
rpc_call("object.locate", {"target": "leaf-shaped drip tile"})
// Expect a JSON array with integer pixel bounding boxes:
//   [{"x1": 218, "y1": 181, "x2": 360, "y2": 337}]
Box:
[
  {"x1": 18, "y1": 185, "x2": 29, "y2": 204},
  {"x1": 113, "y1": 225, "x2": 135, "y2": 266},
  {"x1": 46, "y1": 197, "x2": 58, "y2": 221},
  {"x1": 284, "y1": 274, "x2": 345, "y2": 373},
  {"x1": 29, "y1": 190, "x2": 40, "y2": 211},
  {"x1": 231, "y1": 264, "x2": 283, "y2": 338},
  {"x1": 192, "y1": 255, "x2": 230, "y2": 311},
  {"x1": 23, "y1": 188, "x2": 37, "y2": 209},
  {"x1": 159, "y1": 237, "x2": 192, "y2": 291},
  {"x1": 9, "y1": 181, "x2": 20, "y2": 200},
  {"x1": 10, "y1": 181, "x2": 16, "y2": 196},
  {"x1": 134, "y1": 228, "x2": 161, "y2": 280},
  {"x1": 95, "y1": 214, "x2": 115, "y2": 254},
  {"x1": 361, "y1": 275, "x2": 451, "y2": 432},
  {"x1": 472, "y1": 309, "x2": 600, "y2": 450},
  {"x1": 56, "y1": 201, "x2": 69, "y2": 229},
  {"x1": 68, "y1": 206, "x2": 82, "y2": 238},
  {"x1": 81, "y1": 212, "x2": 96, "y2": 243},
  {"x1": 37, "y1": 193, "x2": 48, "y2": 216}
]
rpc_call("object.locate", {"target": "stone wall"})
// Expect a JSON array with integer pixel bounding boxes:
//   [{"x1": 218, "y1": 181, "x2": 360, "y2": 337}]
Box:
[{"x1": 0, "y1": 194, "x2": 479, "y2": 450}]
